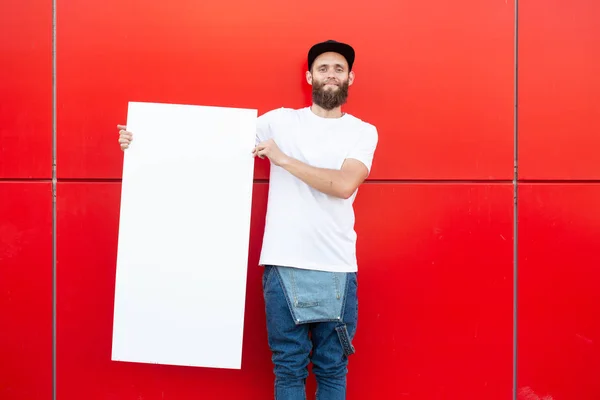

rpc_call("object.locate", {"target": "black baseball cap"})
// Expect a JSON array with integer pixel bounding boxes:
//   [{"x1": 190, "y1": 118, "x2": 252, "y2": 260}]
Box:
[{"x1": 308, "y1": 40, "x2": 355, "y2": 71}]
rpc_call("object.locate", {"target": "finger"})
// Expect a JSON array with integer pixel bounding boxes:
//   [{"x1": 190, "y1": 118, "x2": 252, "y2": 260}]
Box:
[
  {"x1": 117, "y1": 124, "x2": 127, "y2": 130},
  {"x1": 257, "y1": 149, "x2": 269, "y2": 159}
]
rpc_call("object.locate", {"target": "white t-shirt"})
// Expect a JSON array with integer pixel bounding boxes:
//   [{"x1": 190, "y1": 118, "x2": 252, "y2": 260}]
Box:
[{"x1": 256, "y1": 107, "x2": 378, "y2": 273}]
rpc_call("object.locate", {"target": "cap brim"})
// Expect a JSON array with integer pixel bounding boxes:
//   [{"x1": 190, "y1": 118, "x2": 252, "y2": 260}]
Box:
[{"x1": 308, "y1": 41, "x2": 355, "y2": 70}]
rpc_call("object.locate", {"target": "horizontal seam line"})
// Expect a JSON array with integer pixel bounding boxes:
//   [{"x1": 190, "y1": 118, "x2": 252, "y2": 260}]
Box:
[{"x1": 3, "y1": 178, "x2": 598, "y2": 184}]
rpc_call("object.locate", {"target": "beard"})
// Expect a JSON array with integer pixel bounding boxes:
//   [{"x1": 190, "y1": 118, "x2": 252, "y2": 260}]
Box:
[{"x1": 312, "y1": 79, "x2": 349, "y2": 110}]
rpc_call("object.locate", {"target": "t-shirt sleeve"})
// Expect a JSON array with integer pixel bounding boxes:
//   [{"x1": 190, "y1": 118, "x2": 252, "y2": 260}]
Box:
[
  {"x1": 345, "y1": 124, "x2": 379, "y2": 173},
  {"x1": 255, "y1": 108, "x2": 283, "y2": 146}
]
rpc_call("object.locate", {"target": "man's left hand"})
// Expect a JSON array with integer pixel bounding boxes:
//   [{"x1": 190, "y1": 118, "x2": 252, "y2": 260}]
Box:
[{"x1": 253, "y1": 139, "x2": 290, "y2": 167}]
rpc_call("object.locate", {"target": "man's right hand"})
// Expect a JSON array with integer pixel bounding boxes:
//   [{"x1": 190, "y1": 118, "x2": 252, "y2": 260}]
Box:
[{"x1": 117, "y1": 124, "x2": 133, "y2": 151}]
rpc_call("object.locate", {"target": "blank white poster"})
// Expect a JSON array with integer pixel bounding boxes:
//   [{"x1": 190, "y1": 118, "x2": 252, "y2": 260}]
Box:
[{"x1": 111, "y1": 101, "x2": 257, "y2": 369}]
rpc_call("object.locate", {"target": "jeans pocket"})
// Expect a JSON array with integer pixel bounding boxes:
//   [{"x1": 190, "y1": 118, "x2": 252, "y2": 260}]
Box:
[
  {"x1": 335, "y1": 324, "x2": 356, "y2": 357},
  {"x1": 262, "y1": 265, "x2": 275, "y2": 292}
]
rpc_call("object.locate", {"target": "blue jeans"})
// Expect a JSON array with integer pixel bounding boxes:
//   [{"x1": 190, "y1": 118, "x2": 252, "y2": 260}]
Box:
[{"x1": 262, "y1": 265, "x2": 358, "y2": 400}]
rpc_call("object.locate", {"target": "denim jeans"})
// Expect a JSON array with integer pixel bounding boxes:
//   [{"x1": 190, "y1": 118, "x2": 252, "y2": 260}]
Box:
[{"x1": 262, "y1": 265, "x2": 358, "y2": 400}]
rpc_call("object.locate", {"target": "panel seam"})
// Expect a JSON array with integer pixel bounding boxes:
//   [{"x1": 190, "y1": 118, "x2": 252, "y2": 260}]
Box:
[
  {"x1": 513, "y1": 0, "x2": 519, "y2": 398},
  {"x1": 4, "y1": 178, "x2": 600, "y2": 184},
  {"x1": 52, "y1": 0, "x2": 57, "y2": 397}
]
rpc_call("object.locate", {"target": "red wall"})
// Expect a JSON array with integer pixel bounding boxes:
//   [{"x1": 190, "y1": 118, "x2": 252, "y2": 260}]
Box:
[{"x1": 1, "y1": 0, "x2": 598, "y2": 399}]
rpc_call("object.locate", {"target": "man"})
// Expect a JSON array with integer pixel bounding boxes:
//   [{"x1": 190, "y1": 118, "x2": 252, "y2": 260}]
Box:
[{"x1": 118, "y1": 39, "x2": 378, "y2": 400}]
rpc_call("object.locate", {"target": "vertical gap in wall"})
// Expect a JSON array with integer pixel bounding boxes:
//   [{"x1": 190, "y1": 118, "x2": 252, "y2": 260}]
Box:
[
  {"x1": 52, "y1": 0, "x2": 57, "y2": 398},
  {"x1": 513, "y1": 0, "x2": 519, "y2": 399}
]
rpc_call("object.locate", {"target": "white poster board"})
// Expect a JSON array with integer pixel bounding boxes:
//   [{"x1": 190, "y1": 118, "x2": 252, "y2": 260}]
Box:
[{"x1": 111, "y1": 101, "x2": 257, "y2": 369}]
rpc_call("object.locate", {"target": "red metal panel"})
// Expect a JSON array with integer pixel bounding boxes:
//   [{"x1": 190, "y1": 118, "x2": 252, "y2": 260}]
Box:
[
  {"x1": 518, "y1": 0, "x2": 600, "y2": 180},
  {"x1": 0, "y1": 0, "x2": 52, "y2": 179},
  {"x1": 350, "y1": 183, "x2": 513, "y2": 399},
  {"x1": 57, "y1": 182, "x2": 512, "y2": 398},
  {"x1": 56, "y1": 182, "x2": 274, "y2": 399},
  {"x1": 518, "y1": 184, "x2": 600, "y2": 399},
  {"x1": 57, "y1": 0, "x2": 513, "y2": 180},
  {"x1": 0, "y1": 182, "x2": 52, "y2": 399}
]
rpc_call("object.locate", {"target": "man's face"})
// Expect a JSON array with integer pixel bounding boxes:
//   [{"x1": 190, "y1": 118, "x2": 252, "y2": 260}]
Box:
[{"x1": 307, "y1": 52, "x2": 355, "y2": 110}]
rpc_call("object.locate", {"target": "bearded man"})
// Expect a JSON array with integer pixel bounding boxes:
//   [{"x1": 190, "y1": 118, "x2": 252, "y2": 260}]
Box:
[{"x1": 117, "y1": 40, "x2": 378, "y2": 400}]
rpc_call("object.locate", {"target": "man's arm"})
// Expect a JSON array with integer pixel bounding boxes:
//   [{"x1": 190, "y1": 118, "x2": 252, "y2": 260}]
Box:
[
  {"x1": 279, "y1": 157, "x2": 368, "y2": 199},
  {"x1": 253, "y1": 139, "x2": 369, "y2": 199}
]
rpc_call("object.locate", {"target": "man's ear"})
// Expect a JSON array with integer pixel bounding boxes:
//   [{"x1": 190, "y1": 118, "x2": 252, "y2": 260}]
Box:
[
  {"x1": 348, "y1": 71, "x2": 355, "y2": 86},
  {"x1": 306, "y1": 71, "x2": 313, "y2": 85}
]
